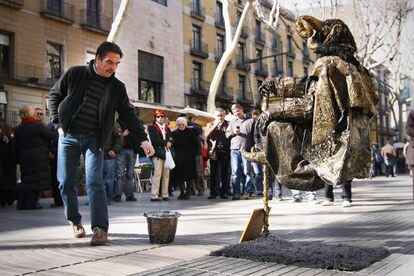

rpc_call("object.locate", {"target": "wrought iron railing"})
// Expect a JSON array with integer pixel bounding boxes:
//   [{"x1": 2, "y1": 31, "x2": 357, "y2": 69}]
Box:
[
  {"x1": 0, "y1": 63, "x2": 60, "y2": 87},
  {"x1": 236, "y1": 56, "x2": 250, "y2": 71},
  {"x1": 190, "y1": 39, "x2": 209, "y2": 58},
  {"x1": 190, "y1": 3, "x2": 205, "y2": 20},
  {"x1": 255, "y1": 62, "x2": 268, "y2": 77},
  {"x1": 80, "y1": 9, "x2": 112, "y2": 33},
  {"x1": 191, "y1": 78, "x2": 210, "y2": 95},
  {"x1": 41, "y1": 0, "x2": 75, "y2": 22}
]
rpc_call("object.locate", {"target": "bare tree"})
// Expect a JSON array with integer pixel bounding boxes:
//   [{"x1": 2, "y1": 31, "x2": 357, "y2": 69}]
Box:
[
  {"x1": 207, "y1": 0, "x2": 281, "y2": 113},
  {"x1": 107, "y1": 0, "x2": 133, "y2": 43}
]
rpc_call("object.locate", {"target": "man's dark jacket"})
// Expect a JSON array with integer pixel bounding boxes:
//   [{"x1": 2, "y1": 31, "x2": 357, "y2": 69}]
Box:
[{"x1": 49, "y1": 60, "x2": 148, "y2": 147}]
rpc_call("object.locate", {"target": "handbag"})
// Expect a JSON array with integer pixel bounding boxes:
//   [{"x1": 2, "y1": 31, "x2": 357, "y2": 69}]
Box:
[{"x1": 164, "y1": 148, "x2": 175, "y2": 170}]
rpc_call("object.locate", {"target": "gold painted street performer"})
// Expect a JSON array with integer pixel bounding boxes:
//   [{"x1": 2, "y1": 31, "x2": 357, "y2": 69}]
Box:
[{"x1": 244, "y1": 16, "x2": 378, "y2": 191}]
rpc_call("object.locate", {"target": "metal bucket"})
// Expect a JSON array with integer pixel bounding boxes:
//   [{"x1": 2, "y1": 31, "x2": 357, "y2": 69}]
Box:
[{"x1": 143, "y1": 210, "x2": 181, "y2": 244}]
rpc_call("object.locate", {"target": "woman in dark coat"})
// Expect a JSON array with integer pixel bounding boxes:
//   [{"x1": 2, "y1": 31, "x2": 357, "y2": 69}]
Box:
[
  {"x1": 171, "y1": 117, "x2": 198, "y2": 199},
  {"x1": 0, "y1": 121, "x2": 16, "y2": 207},
  {"x1": 14, "y1": 105, "x2": 52, "y2": 210}
]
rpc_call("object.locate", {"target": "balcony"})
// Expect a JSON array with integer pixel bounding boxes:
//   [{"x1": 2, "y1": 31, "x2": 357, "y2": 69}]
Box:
[
  {"x1": 286, "y1": 49, "x2": 296, "y2": 59},
  {"x1": 191, "y1": 78, "x2": 210, "y2": 96},
  {"x1": 215, "y1": 14, "x2": 225, "y2": 29},
  {"x1": 237, "y1": 90, "x2": 252, "y2": 104},
  {"x1": 80, "y1": 9, "x2": 112, "y2": 35},
  {"x1": 190, "y1": 39, "x2": 209, "y2": 58},
  {"x1": 190, "y1": 4, "x2": 205, "y2": 21},
  {"x1": 240, "y1": 26, "x2": 249, "y2": 39},
  {"x1": 255, "y1": 63, "x2": 268, "y2": 77},
  {"x1": 236, "y1": 56, "x2": 250, "y2": 71},
  {"x1": 40, "y1": 0, "x2": 75, "y2": 24},
  {"x1": 255, "y1": 33, "x2": 265, "y2": 45},
  {"x1": 217, "y1": 85, "x2": 233, "y2": 101},
  {"x1": 0, "y1": 63, "x2": 60, "y2": 87},
  {"x1": 0, "y1": 0, "x2": 23, "y2": 9},
  {"x1": 303, "y1": 52, "x2": 312, "y2": 64}
]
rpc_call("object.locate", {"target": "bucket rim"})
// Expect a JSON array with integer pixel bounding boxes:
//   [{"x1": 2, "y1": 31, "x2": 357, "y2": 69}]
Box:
[{"x1": 143, "y1": 210, "x2": 181, "y2": 218}]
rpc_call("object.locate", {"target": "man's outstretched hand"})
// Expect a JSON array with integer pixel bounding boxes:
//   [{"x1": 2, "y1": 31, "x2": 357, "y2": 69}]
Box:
[{"x1": 141, "y1": 140, "x2": 155, "y2": 157}]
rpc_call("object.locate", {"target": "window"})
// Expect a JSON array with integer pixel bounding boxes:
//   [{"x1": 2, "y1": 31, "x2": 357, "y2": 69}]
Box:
[
  {"x1": 192, "y1": 25, "x2": 201, "y2": 50},
  {"x1": 255, "y1": 20, "x2": 262, "y2": 40},
  {"x1": 239, "y1": 75, "x2": 246, "y2": 99},
  {"x1": 288, "y1": 61, "x2": 293, "y2": 77},
  {"x1": 46, "y1": 0, "x2": 63, "y2": 16},
  {"x1": 216, "y1": 1, "x2": 224, "y2": 25},
  {"x1": 216, "y1": 34, "x2": 225, "y2": 57},
  {"x1": 46, "y1": 41, "x2": 62, "y2": 85},
  {"x1": 303, "y1": 66, "x2": 308, "y2": 76},
  {"x1": 219, "y1": 71, "x2": 226, "y2": 93},
  {"x1": 138, "y1": 51, "x2": 163, "y2": 103},
  {"x1": 191, "y1": 0, "x2": 201, "y2": 14},
  {"x1": 139, "y1": 80, "x2": 161, "y2": 103},
  {"x1": 0, "y1": 33, "x2": 11, "y2": 79},
  {"x1": 238, "y1": 42, "x2": 245, "y2": 61},
  {"x1": 256, "y1": 48, "x2": 263, "y2": 69},
  {"x1": 237, "y1": 10, "x2": 242, "y2": 22},
  {"x1": 287, "y1": 35, "x2": 293, "y2": 53},
  {"x1": 192, "y1": 61, "x2": 202, "y2": 89},
  {"x1": 86, "y1": 0, "x2": 101, "y2": 28},
  {"x1": 152, "y1": 0, "x2": 167, "y2": 6},
  {"x1": 303, "y1": 41, "x2": 309, "y2": 57}
]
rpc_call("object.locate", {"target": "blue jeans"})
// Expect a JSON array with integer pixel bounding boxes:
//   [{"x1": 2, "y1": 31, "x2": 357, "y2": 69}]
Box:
[
  {"x1": 58, "y1": 133, "x2": 108, "y2": 231},
  {"x1": 114, "y1": 149, "x2": 136, "y2": 197},
  {"x1": 252, "y1": 163, "x2": 263, "y2": 193},
  {"x1": 103, "y1": 159, "x2": 115, "y2": 201},
  {"x1": 230, "y1": 149, "x2": 254, "y2": 196}
]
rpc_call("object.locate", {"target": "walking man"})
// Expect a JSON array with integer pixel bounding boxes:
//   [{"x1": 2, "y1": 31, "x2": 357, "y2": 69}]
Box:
[{"x1": 49, "y1": 42, "x2": 154, "y2": 246}]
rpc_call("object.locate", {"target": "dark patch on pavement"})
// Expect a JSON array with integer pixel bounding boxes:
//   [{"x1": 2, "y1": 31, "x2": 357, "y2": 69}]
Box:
[{"x1": 210, "y1": 235, "x2": 390, "y2": 271}]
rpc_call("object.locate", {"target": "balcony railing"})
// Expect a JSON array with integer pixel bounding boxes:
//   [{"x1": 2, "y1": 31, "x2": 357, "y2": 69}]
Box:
[
  {"x1": 236, "y1": 56, "x2": 250, "y2": 71},
  {"x1": 0, "y1": 63, "x2": 60, "y2": 87},
  {"x1": 237, "y1": 90, "x2": 252, "y2": 104},
  {"x1": 215, "y1": 14, "x2": 225, "y2": 28},
  {"x1": 190, "y1": 4, "x2": 205, "y2": 20},
  {"x1": 40, "y1": 0, "x2": 75, "y2": 23},
  {"x1": 0, "y1": 0, "x2": 23, "y2": 9},
  {"x1": 255, "y1": 63, "x2": 268, "y2": 77},
  {"x1": 191, "y1": 78, "x2": 210, "y2": 95},
  {"x1": 302, "y1": 52, "x2": 311, "y2": 63},
  {"x1": 80, "y1": 9, "x2": 112, "y2": 34},
  {"x1": 190, "y1": 39, "x2": 209, "y2": 58},
  {"x1": 255, "y1": 32, "x2": 265, "y2": 45},
  {"x1": 217, "y1": 85, "x2": 233, "y2": 101}
]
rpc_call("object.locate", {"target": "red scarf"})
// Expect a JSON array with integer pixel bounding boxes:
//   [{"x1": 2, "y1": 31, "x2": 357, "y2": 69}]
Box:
[
  {"x1": 22, "y1": 117, "x2": 38, "y2": 123},
  {"x1": 153, "y1": 122, "x2": 169, "y2": 138}
]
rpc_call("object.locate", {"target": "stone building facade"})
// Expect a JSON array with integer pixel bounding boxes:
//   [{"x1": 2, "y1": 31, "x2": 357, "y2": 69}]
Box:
[{"x1": 0, "y1": 0, "x2": 112, "y2": 126}]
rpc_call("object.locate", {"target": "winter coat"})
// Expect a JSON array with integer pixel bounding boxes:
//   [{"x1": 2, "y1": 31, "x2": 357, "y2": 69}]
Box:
[
  {"x1": 171, "y1": 128, "x2": 198, "y2": 182},
  {"x1": 104, "y1": 123, "x2": 123, "y2": 160},
  {"x1": 14, "y1": 120, "x2": 52, "y2": 191},
  {"x1": 147, "y1": 122, "x2": 172, "y2": 160},
  {"x1": 0, "y1": 135, "x2": 16, "y2": 191}
]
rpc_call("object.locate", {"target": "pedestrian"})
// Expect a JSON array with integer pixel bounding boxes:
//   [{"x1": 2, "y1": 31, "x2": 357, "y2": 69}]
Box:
[
  {"x1": 14, "y1": 105, "x2": 52, "y2": 210},
  {"x1": 381, "y1": 141, "x2": 397, "y2": 177},
  {"x1": 370, "y1": 142, "x2": 382, "y2": 177},
  {"x1": 250, "y1": 108, "x2": 263, "y2": 196},
  {"x1": 226, "y1": 104, "x2": 255, "y2": 200},
  {"x1": 49, "y1": 41, "x2": 154, "y2": 246},
  {"x1": 321, "y1": 180, "x2": 353, "y2": 207},
  {"x1": 0, "y1": 121, "x2": 16, "y2": 207},
  {"x1": 405, "y1": 111, "x2": 414, "y2": 174},
  {"x1": 47, "y1": 122, "x2": 63, "y2": 208},
  {"x1": 113, "y1": 117, "x2": 140, "y2": 203},
  {"x1": 147, "y1": 109, "x2": 172, "y2": 202},
  {"x1": 206, "y1": 108, "x2": 230, "y2": 199},
  {"x1": 171, "y1": 117, "x2": 198, "y2": 200},
  {"x1": 103, "y1": 123, "x2": 122, "y2": 205}
]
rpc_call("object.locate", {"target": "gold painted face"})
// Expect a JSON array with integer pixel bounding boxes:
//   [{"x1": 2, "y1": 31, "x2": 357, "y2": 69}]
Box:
[{"x1": 295, "y1": 16, "x2": 324, "y2": 52}]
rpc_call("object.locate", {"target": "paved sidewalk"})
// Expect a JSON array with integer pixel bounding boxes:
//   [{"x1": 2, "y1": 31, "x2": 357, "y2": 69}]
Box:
[{"x1": 0, "y1": 176, "x2": 413, "y2": 275}]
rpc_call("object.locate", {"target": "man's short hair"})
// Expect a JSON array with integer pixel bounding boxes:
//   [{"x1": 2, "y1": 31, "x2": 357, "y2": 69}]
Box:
[
  {"x1": 215, "y1": 107, "x2": 226, "y2": 113},
  {"x1": 231, "y1": 103, "x2": 243, "y2": 111},
  {"x1": 96, "y1": 41, "x2": 123, "y2": 60}
]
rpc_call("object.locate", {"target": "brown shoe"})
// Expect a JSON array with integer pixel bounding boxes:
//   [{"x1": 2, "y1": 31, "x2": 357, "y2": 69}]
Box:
[
  {"x1": 73, "y1": 224, "x2": 86, "y2": 238},
  {"x1": 90, "y1": 227, "x2": 108, "y2": 246}
]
